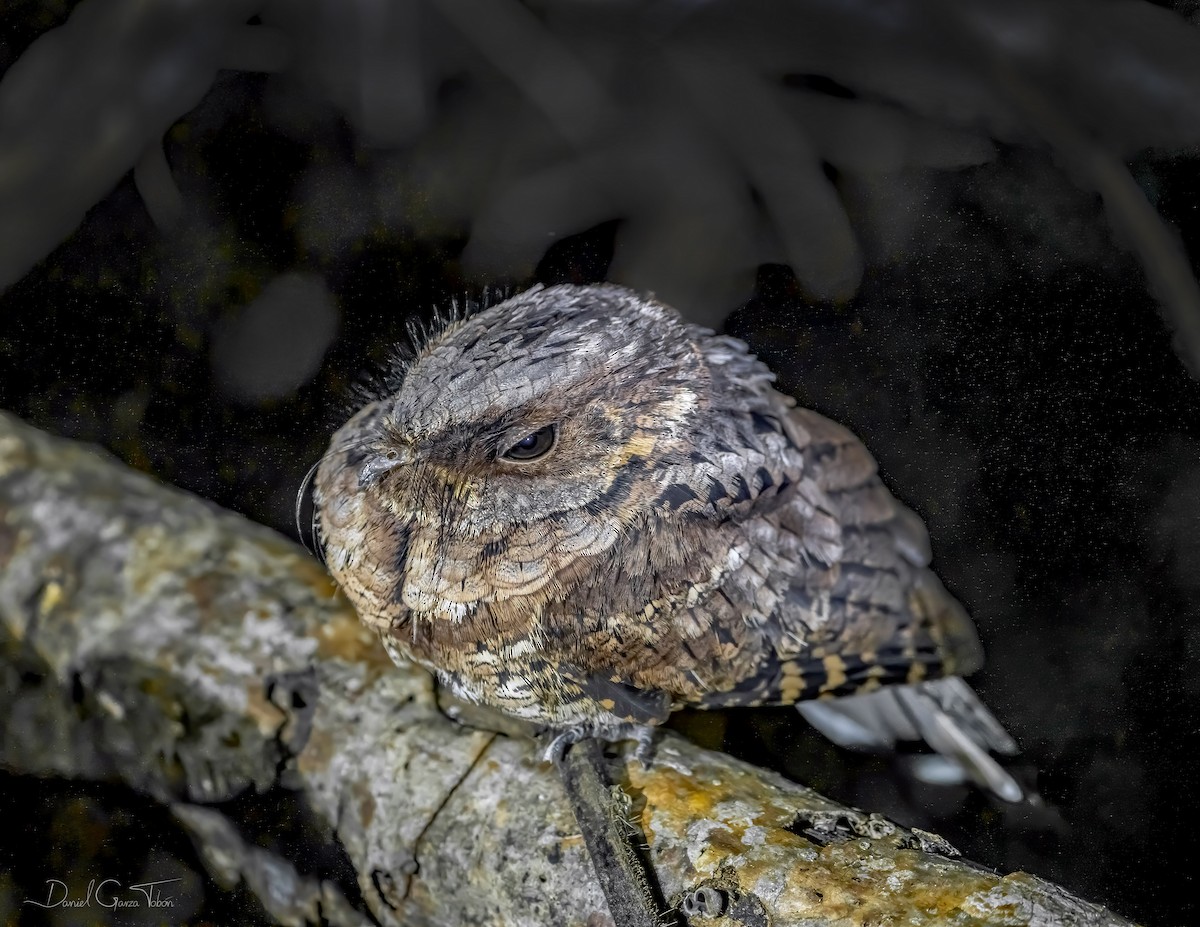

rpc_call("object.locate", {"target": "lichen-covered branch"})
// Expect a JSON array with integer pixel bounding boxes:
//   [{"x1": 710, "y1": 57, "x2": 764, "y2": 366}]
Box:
[{"x1": 0, "y1": 412, "x2": 1138, "y2": 927}]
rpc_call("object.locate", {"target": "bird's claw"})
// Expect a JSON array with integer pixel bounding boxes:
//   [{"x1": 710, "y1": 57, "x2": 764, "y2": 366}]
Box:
[
  {"x1": 541, "y1": 725, "x2": 591, "y2": 763},
  {"x1": 540, "y1": 723, "x2": 659, "y2": 766},
  {"x1": 632, "y1": 724, "x2": 659, "y2": 767}
]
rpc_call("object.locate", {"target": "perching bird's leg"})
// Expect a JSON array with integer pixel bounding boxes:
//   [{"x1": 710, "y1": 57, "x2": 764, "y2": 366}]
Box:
[
  {"x1": 550, "y1": 736, "x2": 674, "y2": 927},
  {"x1": 541, "y1": 720, "x2": 660, "y2": 765},
  {"x1": 632, "y1": 724, "x2": 660, "y2": 767}
]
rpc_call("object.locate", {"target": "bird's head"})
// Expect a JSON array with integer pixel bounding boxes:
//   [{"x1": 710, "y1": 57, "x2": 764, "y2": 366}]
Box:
[{"x1": 313, "y1": 283, "x2": 793, "y2": 631}]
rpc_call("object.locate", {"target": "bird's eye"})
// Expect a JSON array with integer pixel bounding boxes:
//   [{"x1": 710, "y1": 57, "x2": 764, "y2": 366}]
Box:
[{"x1": 501, "y1": 424, "x2": 557, "y2": 462}]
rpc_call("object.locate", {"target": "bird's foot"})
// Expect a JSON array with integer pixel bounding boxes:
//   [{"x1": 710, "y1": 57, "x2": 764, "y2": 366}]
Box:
[
  {"x1": 539, "y1": 722, "x2": 659, "y2": 766},
  {"x1": 541, "y1": 725, "x2": 592, "y2": 763},
  {"x1": 632, "y1": 724, "x2": 659, "y2": 767}
]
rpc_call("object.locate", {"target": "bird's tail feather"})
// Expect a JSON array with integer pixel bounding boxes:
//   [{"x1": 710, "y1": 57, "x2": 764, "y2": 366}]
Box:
[{"x1": 797, "y1": 676, "x2": 1024, "y2": 802}]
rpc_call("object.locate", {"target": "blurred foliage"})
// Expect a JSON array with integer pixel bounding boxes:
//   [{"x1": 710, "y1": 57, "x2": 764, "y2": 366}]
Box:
[{"x1": 2, "y1": 1, "x2": 1200, "y2": 925}]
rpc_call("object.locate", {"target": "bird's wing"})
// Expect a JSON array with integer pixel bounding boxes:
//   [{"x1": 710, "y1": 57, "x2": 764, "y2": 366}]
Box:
[
  {"x1": 778, "y1": 404, "x2": 984, "y2": 675},
  {"x1": 699, "y1": 402, "x2": 1024, "y2": 800},
  {"x1": 696, "y1": 400, "x2": 985, "y2": 694}
]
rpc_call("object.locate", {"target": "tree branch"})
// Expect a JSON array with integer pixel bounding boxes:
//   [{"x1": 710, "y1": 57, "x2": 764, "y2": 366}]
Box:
[{"x1": 0, "y1": 412, "x2": 1137, "y2": 927}]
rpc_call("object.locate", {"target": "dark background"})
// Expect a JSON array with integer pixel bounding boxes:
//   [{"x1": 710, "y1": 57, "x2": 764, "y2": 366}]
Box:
[{"x1": 3, "y1": 1, "x2": 1200, "y2": 925}]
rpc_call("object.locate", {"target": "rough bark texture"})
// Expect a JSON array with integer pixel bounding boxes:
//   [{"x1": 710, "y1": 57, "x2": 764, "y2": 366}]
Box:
[{"x1": 0, "y1": 411, "x2": 1139, "y2": 927}]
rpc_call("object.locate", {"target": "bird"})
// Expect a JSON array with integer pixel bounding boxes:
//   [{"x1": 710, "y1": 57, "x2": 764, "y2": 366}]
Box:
[{"x1": 312, "y1": 282, "x2": 1023, "y2": 801}]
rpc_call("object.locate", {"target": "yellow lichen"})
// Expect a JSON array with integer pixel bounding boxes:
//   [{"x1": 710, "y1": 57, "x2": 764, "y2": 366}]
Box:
[
  {"x1": 313, "y1": 608, "x2": 394, "y2": 680},
  {"x1": 244, "y1": 681, "x2": 287, "y2": 737},
  {"x1": 625, "y1": 753, "x2": 1017, "y2": 925}
]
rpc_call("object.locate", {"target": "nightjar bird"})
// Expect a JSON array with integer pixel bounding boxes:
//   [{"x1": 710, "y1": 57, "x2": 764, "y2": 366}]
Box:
[{"x1": 314, "y1": 283, "x2": 1023, "y2": 801}]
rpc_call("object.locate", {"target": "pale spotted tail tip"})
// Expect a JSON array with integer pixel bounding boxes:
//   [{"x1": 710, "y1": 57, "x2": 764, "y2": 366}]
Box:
[
  {"x1": 798, "y1": 676, "x2": 1029, "y2": 803},
  {"x1": 908, "y1": 755, "x2": 1026, "y2": 804}
]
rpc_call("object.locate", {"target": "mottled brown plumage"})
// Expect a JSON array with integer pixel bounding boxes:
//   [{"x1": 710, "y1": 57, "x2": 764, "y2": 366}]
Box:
[{"x1": 314, "y1": 284, "x2": 1022, "y2": 799}]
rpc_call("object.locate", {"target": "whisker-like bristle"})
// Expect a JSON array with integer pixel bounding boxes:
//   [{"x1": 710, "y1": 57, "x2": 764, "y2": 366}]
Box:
[
  {"x1": 350, "y1": 290, "x2": 501, "y2": 407},
  {"x1": 295, "y1": 457, "x2": 323, "y2": 557},
  {"x1": 311, "y1": 499, "x2": 325, "y2": 565},
  {"x1": 295, "y1": 435, "x2": 381, "y2": 562}
]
